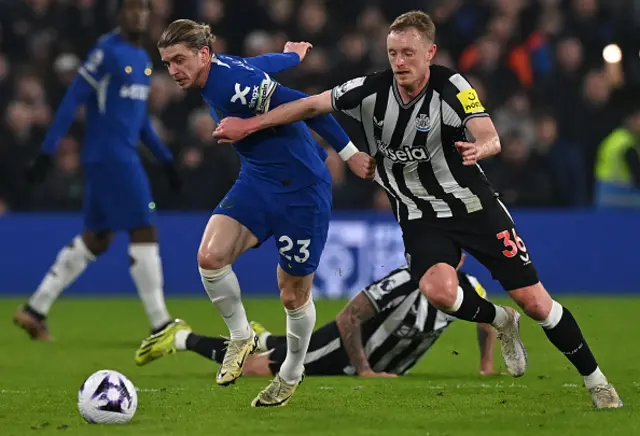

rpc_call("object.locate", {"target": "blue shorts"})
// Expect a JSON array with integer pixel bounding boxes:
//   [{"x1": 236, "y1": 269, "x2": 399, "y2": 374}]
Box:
[
  {"x1": 213, "y1": 179, "x2": 332, "y2": 276},
  {"x1": 83, "y1": 163, "x2": 156, "y2": 232}
]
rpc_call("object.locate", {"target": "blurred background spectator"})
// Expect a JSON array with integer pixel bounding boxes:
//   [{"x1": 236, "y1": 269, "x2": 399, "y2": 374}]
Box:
[{"x1": 0, "y1": 0, "x2": 638, "y2": 212}]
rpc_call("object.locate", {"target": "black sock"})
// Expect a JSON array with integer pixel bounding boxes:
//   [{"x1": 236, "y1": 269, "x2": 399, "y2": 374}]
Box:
[
  {"x1": 265, "y1": 335, "x2": 286, "y2": 350},
  {"x1": 542, "y1": 306, "x2": 598, "y2": 376},
  {"x1": 185, "y1": 333, "x2": 228, "y2": 364},
  {"x1": 450, "y1": 285, "x2": 497, "y2": 324}
]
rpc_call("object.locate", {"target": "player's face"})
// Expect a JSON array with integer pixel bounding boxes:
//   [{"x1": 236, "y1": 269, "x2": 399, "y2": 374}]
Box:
[
  {"x1": 120, "y1": 0, "x2": 150, "y2": 34},
  {"x1": 387, "y1": 28, "x2": 436, "y2": 89},
  {"x1": 160, "y1": 44, "x2": 209, "y2": 89}
]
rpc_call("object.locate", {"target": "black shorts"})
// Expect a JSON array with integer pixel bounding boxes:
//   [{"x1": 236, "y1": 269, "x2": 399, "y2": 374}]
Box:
[
  {"x1": 267, "y1": 321, "x2": 350, "y2": 376},
  {"x1": 402, "y1": 198, "x2": 539, "y2": 291}
]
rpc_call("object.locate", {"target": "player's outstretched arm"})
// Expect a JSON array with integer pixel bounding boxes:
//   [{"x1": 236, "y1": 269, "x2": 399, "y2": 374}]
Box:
[
  {"x1": 25, "y1": 76, "x2": 95, "y2": 184},
  {"x1": 455, "y1": 117, "x2": 501, "y2": 166},
  {"x1": 215, "y1": 90, "x2": 334, "y2": 141},
  {"x1": 213, "y1": 87, "x2": 376, "y2": 179},
  {"x1": 336, "y1": 293, "x2": 397, "y2": 378},
  {"x1": 244, "y1": 42, "x2": 312, "y2": 74}
]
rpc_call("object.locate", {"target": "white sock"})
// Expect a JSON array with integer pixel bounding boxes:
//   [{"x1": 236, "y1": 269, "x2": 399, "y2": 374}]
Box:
[
  {"x1": 258, "y1": 331, "x2": 271, "y2": 351},
  {"x1": 174, "y1": 329, "x2": 190, "y2": 351},
  {"x1": 28, "y1": 236, "x2": 95, "y2": 315},
  {"x1": 492, "y1": 306, "x2": 509, "y2": 329},
  {"x1": 199, "y1": 266, "x2": 251, "y2": 340},
  {"x1": 538, "y1": 300, "x2": 563, "y2": 329},
  {"x1": 279, "y1": 296, "x2": 316, "y2": 384},
  {"x1": 584, "y1": 366, "x2": 608, "y2": 389},
  {"x1": 129, "y1": 243, "x2": 171, "y2": 330}
]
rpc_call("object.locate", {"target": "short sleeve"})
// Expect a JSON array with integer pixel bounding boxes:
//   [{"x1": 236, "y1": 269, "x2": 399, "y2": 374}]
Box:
[
  {"x1": 331, "y1": 74, "x2": 379, "y2": 122},
  {"x1": 77, "y1": 45, "x2": 110, "y2": 89},
  {"x1": 361, "y1": 268, "x2": 414, "y2": 313},
  {"x1": 441, "y1": 73, "x2": 489, "y2": 127}
]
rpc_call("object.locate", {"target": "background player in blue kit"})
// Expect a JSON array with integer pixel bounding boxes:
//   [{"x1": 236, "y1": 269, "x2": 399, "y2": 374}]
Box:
[
  {"x1": 14, "y1": 0, "x2": 187, "y2": 350},
  {"x1": 153, "y1": 19, "x2": 375, "y2": 407}
]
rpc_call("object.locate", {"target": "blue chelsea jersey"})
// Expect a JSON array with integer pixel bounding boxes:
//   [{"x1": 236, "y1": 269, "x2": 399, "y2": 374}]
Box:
[
  {"x1": 202, "y1": 54, "x2": 331, "y2": 192},
  {"x1": 77, "y1": 32, "x2": 153, "y2": 163}
]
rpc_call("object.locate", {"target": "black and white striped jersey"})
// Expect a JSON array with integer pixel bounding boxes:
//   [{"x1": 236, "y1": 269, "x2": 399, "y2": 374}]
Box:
[
  {"x1": 326, "y1": 267, "x2": 484, "y2": 375},
  {"x1": 331, "y1": 66, "x2": 498, "y2": 222}
]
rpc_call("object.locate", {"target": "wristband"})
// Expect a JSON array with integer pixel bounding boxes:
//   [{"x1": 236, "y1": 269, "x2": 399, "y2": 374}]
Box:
[{"x1": 338, "y1": 142, "x2": 359, "y2": 161}]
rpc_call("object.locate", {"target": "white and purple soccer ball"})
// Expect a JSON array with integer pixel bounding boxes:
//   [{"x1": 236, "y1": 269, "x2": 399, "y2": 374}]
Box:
[{"x1": 78, "y1": 369, "x2": 138, "y2": 424}]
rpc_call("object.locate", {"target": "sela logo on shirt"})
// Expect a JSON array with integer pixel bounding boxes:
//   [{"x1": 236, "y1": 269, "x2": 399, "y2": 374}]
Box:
[
  {"x1": 119, "y1": 84, "x2": 149, "y2": 101},
  {"x1": 377, "y1": 139, "x2": 432, "y2": 162}
]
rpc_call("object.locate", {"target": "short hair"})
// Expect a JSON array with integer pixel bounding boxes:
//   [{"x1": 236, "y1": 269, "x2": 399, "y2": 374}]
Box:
[
  {"x1": 389, "y1": 11, "x2": 436, "y2": 42},
  {"x1": 157, "y1": 19, "x2": 216, "y2": 52}
]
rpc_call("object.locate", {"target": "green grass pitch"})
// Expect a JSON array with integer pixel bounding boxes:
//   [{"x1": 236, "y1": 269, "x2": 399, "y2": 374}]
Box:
[{"x1": 1, "y1": 296, "x2": 639, "y2": 435}]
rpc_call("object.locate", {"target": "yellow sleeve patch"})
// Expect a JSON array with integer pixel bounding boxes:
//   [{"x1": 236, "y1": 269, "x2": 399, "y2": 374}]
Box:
[{"x1": 456, "y1": 89, "x2": 485, "y2": 114}]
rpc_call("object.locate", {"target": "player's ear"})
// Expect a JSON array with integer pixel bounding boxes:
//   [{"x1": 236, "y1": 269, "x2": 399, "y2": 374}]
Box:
[
  {"x1": 427, "y1": 43, "x2": 437, "y2": 62},
  {"x1": 200, "y1": 46, "x2": 211, "y2": 63}
]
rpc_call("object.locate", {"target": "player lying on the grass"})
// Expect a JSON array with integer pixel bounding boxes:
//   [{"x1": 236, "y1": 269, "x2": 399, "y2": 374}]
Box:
[{"x1": 140, "y1": 259, "x2": 499, "y2": 377}]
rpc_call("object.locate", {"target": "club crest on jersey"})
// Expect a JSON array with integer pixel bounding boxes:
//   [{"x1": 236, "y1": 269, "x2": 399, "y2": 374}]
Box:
[{"x1": 415, "y1": 114, "x2": 431, "y2": 132}]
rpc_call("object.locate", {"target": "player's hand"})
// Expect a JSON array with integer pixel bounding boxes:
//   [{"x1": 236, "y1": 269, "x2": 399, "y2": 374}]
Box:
[
  {"x1": 213, "y1": 117, "x2": 254, "y2": 144},
  {"x1": 163, "y1": 161, "x2": 183, "y2": 192},
  {"x1": 25, "y1": 154, "x2": 53, "y2": 185},
  {"x1": 455, "y1": 141, "x2": 479, "y2": 166},
  {"x1": 284, "y1": 41, "x2": 313, "y2": 63},
  {"x1": 347, "y1": 152, "x2": 376, "y2": 180},
  {"x1": 358, "y1": 370, "x2": 398, "y2": 378}
]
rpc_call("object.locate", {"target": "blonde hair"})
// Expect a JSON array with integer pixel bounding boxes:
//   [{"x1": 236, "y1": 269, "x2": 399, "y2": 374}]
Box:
[
  {"x1": 389, "y1": 11, "x2": 436, "y2": 42},
  {"x1": 157, "y1": 19, "x2": 216, "y2": 52}
]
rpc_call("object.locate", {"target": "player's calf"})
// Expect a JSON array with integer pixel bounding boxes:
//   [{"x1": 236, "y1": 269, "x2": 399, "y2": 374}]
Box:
[
  {"x1": 276, "y1": 267, "x2": 316, "y2": 385},
  {"x1": 420, "y1": 263, "x2": 527, "y2": 377},
  {"x1": 420, "y1": 263, "x2": 503, "y2": 324},
  {"x1": 509, "y1": 283, "x2": 622, "y2": 408}
]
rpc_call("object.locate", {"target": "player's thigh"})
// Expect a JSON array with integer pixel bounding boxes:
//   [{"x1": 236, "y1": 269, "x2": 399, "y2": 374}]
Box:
[
  {"x1": 198, "y1": 214, "x2": 260, "y2": 269},
  {"x1": 84, "y1": 163, "x2": 155, "y2": 232},
  {"x1": 82, "y1": 164, "x2": 109, "y2": 232},
  {"x1": 200, "y1": 181, "x2": 268, "y2": 268},
  {"x1": 453, "y1": 199, "x2": 540, "y2": 291},
  {"x1": 401, "y1": 219, "x2": 461, "y2": 283},
  {"x1": 273, "y1": 182, "x2": 332, "y2": 278}
]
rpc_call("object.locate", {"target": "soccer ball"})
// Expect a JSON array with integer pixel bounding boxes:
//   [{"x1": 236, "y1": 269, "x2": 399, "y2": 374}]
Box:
[{"x1": 77, "y1": 369, "x2": 138, "y2": 424}]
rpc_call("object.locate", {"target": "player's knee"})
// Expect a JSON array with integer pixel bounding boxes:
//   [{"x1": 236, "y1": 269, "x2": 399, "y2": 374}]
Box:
[
  {"x1": 197, "y1": 246, "x2": 232, "y2": 271},
  {"x1": 509, "y1": 283, "x2": 552, "y2": 321},
  {"x1": 82, "y1": 231, "x2": 113, "y2": 256},
  {"x1": 280, "y1": 289, "x2": 302, "y2": 310},
  {"x1": 419, "y1": 264, "x2": 458, "y2": 310}
]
